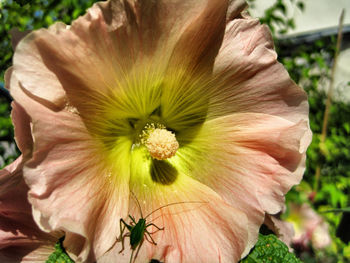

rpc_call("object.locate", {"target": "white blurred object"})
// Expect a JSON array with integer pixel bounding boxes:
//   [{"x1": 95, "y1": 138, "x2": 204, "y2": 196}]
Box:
[
  {"x1": 334, "y1": 48, "x2": 350, "y2": 103},
  {"x1": 312, "y1": 222, "x2": 332, "y2": 249},
  {"x1": 249, "y1": 0, "x2": 350, "y2": 35},
  {"x1": 0, "y1": 141, "x2": 17, "y2": 167},
  {"x1": 250, "y1": 1, "x2": 350, "y2": 103}
]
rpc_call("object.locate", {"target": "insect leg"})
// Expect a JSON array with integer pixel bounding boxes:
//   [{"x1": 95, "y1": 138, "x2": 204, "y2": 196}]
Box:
[
  {"x1": 144, "y1": 232, "x2": 154, "y2": 244},
  {"x1": 105, "y1": 239, "x2": 118, "y2": 254},
  {"x1": 104, "y1": 219, "x2": 129, "y2": 254},
  {"x1": 144, "y1": 230, "x2": 157, "y2": 245},
  {"x1": 118, "y1": 218, "x2": 131, "y2": 253},
  {"x1": 117, "y1": 219, "x2": 126, "y2": 241},
  {"x1": 129, "y1": 215, "x2": 137, "y2": 224},
  {"x1": 146, "y1": 223, "x2": 164, "y2": 231},
  {"x1": 118, "y1": 233, "x2": 131, "y2": 254},
  {"x1": 146, "y1": 226, "x2": 164, "y2": 235},
  {"x1": 129, "y1": 249, "x2": 135, "y2": 263}
]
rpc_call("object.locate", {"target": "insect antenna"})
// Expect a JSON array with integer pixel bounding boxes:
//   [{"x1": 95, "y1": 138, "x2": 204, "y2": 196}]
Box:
[
  {"x1": 130, "y1": 191, "x2": 144, "y2": 218},
  {"x1": 144, "y1": 201, "x2": 208, "y2": 220}
]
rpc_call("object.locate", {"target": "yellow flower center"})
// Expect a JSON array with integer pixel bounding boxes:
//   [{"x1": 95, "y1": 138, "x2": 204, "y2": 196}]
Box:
[{"x1": 141, "y1": 124, "x2": 179, "y2": 160}]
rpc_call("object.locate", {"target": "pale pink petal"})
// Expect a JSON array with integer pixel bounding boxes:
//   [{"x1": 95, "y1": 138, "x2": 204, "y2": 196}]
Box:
[
  {"x1": 203, "y1": 18, "x2": 311, "y2": 249},
  {"x1": 0, "y1": 244, "x2": 55, "y2": 263},
  {"x1": 13, "y1": 0, "x2": 240, "y2": 114},
  {"x1": 9, "y1": 72, "x2": 130, "y2": 261},
  {"x1": 9, "y1": 28, "x2": 31, "y2": 51},
  {"x1": 177, "y1": 113, "x2": 311, "y2": 255},
  {"x1": 211, "y1": 18, "x2": 308, "y2": 124},
  {"x1": 10, "y1": 101, "x2": 33, "y2": 159},
  {"x1": 100, "y1": 175, "x2": 248, "y2": 263},
  {"x1": 166, "y1": 0, "x2": 228, "y2": 75},
  {"x1": 4, "y1": 67, "x2": 13, "y2": 92},
  {"x1": 264, "y1": 214, "x2": 294, "y2": 248},
  {"x1": 13, "y1": 23, "x2": 68, "y2": 110},
  {"x1": 0, "y1": 157, "x2": 58, "y2": 262},
  {"x1": 227, "y1": 0, "x2": 247, "y2": 21}
]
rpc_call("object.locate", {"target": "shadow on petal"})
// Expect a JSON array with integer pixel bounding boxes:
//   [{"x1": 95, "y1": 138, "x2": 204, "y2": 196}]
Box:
[{"x1": 150, "y1": 160, "x2": 178, "y2": 185}]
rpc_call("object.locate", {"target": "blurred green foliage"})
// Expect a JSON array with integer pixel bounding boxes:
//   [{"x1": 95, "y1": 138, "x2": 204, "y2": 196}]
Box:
[
  {"x1": 281, "y1": 38, "x2": 350, "y2": 261},
  {"x1": 247, "y1": 0, "x2": 305, "y2": 35},
  {"x1": 0, "y1": 96, "x2": 12, "y2": 139},
  {"x1": 1, "y1": 0, "x2": 350, "y2": 262},
  {"x1": 0, "y1": 95, "x2": 17, "y2": 167}
]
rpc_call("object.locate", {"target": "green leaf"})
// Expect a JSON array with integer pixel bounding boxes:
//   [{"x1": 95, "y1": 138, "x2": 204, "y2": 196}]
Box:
[
  {"x1": 46, "y1": 238, "x2": 74, "y2": 263},
  {"x1": 240, "y1": 234, "x2": 302, "y2": 263}
]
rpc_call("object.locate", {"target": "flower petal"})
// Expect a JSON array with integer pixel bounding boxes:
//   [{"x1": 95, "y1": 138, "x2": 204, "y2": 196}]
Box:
[
  {"x1": 177, "y1": 112, "x2": 311, "y2": 255},
  {"x1": 12, "y1": 0, "x2": 243, "y2": 114},
  {"x1": 10, "y1": 28, "x2": 31, "y2": 51},
  {"x1": 0, "y1": 157, "x2": 58, "y2": 262},
  {"x1": 264, "y1": 214, "x2": 294, "y2": 248},
  {"x1": 226, "y1": 0, "x2": 247, "y2": 21},
  {"x1": 9, "y1": 72, "x2": 130, "y2": 261},
  {"x1": 211, "y1": 18, "x2": 308, "y2": 123},
  {"x1": 166, "y1": 0, "x2": 228, "y2": 75},
  {"x1": 13, "y1": 23, "x2": 68, "y2": 110},
  {"x1": 10, "y1": 101, "x2": 33, "y2": 159},
  {"x1": 100, "y1": 159, "x2": 249, "y2": 263}
]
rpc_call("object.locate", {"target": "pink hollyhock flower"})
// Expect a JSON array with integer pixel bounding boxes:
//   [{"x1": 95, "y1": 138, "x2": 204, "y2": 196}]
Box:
[
  {"x1": 287, "y1": 203, "x2": 331, "y2": 250},
  {"x1": 1, "y1": 0, "x2": 311, "y2": 262}
]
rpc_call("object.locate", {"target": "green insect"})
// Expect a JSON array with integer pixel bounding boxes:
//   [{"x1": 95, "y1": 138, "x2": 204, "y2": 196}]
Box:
[{"x1": 110, "y1": 193, "x2": 206, "y2": 263}]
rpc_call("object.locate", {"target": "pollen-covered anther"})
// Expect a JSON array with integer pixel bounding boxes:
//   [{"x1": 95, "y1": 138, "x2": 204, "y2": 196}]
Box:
[{"x1": 145, "y1": 128, "x2": 179, "y2": 160}]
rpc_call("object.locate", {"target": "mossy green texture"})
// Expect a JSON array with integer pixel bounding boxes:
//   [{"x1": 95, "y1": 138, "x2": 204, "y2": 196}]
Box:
[
  {"x1": 46, "y1": 239, "x2": 74, "y2": 263},
  {"x1": 240, "y1": 234, "x2": 302, "y2": 263}
]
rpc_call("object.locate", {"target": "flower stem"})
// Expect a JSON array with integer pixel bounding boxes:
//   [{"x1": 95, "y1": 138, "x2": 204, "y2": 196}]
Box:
[{"x1": 314, "y1": 9, "x2": 345, "y2": 193}]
